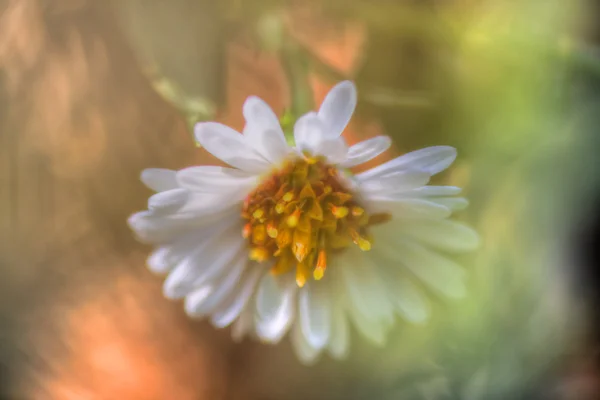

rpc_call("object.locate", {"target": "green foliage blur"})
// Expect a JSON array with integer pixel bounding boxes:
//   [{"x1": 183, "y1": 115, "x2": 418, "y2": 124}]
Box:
[{"x1": 114, "y1": 0, "x2": 591, "y2": 397}]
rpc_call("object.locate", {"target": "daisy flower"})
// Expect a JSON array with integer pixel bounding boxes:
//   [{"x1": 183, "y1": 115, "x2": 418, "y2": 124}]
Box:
[{"x1": 128, "y1": 81, "x2": 479, "y2": 364}]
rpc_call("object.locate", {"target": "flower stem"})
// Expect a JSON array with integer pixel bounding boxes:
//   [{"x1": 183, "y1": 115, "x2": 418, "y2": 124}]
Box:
[{"x1": 279, "y1": 36, "x2": 314, "y2": 145}]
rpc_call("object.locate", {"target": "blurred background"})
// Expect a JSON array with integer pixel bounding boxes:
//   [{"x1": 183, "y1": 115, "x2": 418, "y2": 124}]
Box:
[{"x1": 1, "y1": 0, "x2": 599, "y2": 399}]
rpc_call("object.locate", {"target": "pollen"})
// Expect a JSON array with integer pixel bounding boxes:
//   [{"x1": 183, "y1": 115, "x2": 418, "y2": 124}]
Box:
[{"x1": 241, "y1": 155, "x2": 388, "y2": 286}]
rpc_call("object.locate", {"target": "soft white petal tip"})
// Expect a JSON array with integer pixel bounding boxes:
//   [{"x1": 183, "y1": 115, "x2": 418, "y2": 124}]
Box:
[
  {"x1": 333, "y1": 80, "x2": 357, "y2": 93},
  {"x1": 148, "y1": 189, "x2": 188, "y2": 214},
  {"x1": 193, "y1": 122, "x2": 211, "y2": 143},
  {"x1": 140, "y1": 168, "x2": 178, "y2": 192}
]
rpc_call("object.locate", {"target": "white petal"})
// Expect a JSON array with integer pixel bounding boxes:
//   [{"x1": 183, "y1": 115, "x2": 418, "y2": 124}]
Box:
[
  {"x1": 377, "y1": 238, "x2": 466, "y2": 298},
  {"x1": 147, "y1": 247, "x2": 172, "y2": 274},
  {"x1": 314, "y1": 137, "x2": 348, "y2": 164},
  {"x1": 406, "y1": 186, "x2": 462, "y2": 196},
  {"x1": 290, "y1": 321, "x2": 320, "y2": 365},
  {"x1": 255, "y1": 273, "x2": 296, "y2": 343},
  {"x1": 327, "y1": 282, "x2": 350, "y2": 359},
  {"x1": 210, "y1": 266, "x2": 263, "y2": 328},
  {"x1": 184, "y1": 254, "x2": 247, "y2": 317},
  {"x1": 293, "y1": 112, "x2": 325, "y2": 152},
  {"x1": 333, "y1": 259, "x2": 389, "y2": 346},
  {"x1": 368, "y1": 198, "x2": 451, "y2": 219},
  {"x1": 299, "y1": 281, "x2": 331, "y2": 350},
  {"x1": 346, "y1": 304, "x2": 387, "y2": 346},
  {"x1": 148, "y1": 189, "x2": 189, "y2": 214},
  {"x1": 141, "y1": 168, "x2": 179, "y2": 192},
  {"x1": 358, "y1": 146, "x2": 457, "y2": 181},
  {"x1": 162, "y1": 248, "x2": 209, "y2": 299},
  {"x1": 177, "y1": 192, "x2": 246, "y2": 219},
  {"x1": 128, "y1": 205, "x2": 241, "y2": 244},
  {"x1": 242, "y1": 96, "x2": 290, "y2": 163},
  {"x1": 429, "y1": 197, "x2": 469, "y2": 211},
  {"x1": 146, "y1": 234, "x2": 200, "y2": 275},
  {"x1": 359, "y1": 170, "x2": 430, "y2": 195},
  {"x1": 189, "y1": 236, "x2": 245, "y2": 289},
  {"x1": 176, "y1": 166, "x2": 257, "y2": 193},
  {"x1": 340, "y1": 136, "x2": 392, "y2": 168},
  {"x1": 390, "y1": 278, "x2": 429, "y2": 323},
  {"x1": 194, "y1": 122, "x2": 271, "y2": 173},
  {"x1": 398, "y1": 219, "x2": 480, "y2": 252},
  {"x1": 163, "y1": 224, "x2": 244, "y2": 299},
  {"x1": 128, "y1": 211, "x2": 184, "y2": 243},
  {"x1": 317, "y1": 80, "x2": 357, "y2": 139},
  {"x1": 336, "y1": 250, "x2": 395, "y2": 326},
  {"x1": 231, "y1": 304, "x2": 254, "y2": 342},
  {"x1": 242, "y1": 96, "x2": 282, "y2": 135},
  {"x1": 183, "y1": 287, "x2": 212, "y2": 316},
  {"x1": 373, "y1": 258, "x2": 429, "y2": 323}
]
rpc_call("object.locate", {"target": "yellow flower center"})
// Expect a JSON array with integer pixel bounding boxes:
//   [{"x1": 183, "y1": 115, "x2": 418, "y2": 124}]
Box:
[{"x1": 241, "y1": 154, "x2": 390, "y2": 287}]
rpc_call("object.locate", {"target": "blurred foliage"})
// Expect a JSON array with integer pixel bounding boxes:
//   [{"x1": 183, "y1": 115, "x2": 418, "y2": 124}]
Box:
[{"x1": 112, "y1": 0, "x2": 590, "y2": 398}]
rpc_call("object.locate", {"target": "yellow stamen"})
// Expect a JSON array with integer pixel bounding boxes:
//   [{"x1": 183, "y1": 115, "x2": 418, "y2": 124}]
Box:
[
  {"x1": 296, "y1": 273, "x2": 307, "y2": 288},
  {"x1": 330, "y1": 205, "x2": 349, "y2": 219},
  {"x1": 276, "y1": 228, "x2": 292, "y2": 248},
  {"x1": 296, "y1": 261, "x2": 311, "y2": 287},
  {"x1": 249, "y1": 247, "x2": 270, "y2": 262},
  {"x1": 287, "y1": 208, "x2": 301, "y2": 227},
  {"x1": 357, "y1": 238, "x2": 371, "y2": 251},
  {"x1": 299, "y1": 183, "x2": 316, "y2": 200},
  {"x1": 282, "y1": 191, "x2": 294, "y2": 202},
  {"x1": 331, "y1": 192, "x2": 353, "y2": 204},
  {"x1": 350, "y1": 229, "x2": 372, "y2": 251},
  {"x1": 296, "y1": 215, "x2": 311, "y2": 232},
  {"x1": 252, "y1": 209, "x2": 264, "y2": 219},
  {"x1": 241, "y1": 156, "x2": 383, "y2": 287},
  {"x1": 313, "y1": 267, "x2": 324, "y2": 280},
  {"x1": 307, "y1": 201, "x2": 323, "y2": 221},
  {"x1": 292, "y1": 229, "x2": 310, "y2": 262},
  {"x1": 313, "y1": 249, "x2": 327, "y2": 280},
  {"x1": 275, "y1": 201, "x2": 286, "y2": 214},
  {"x1": 242, "y1": 223, "x2": 252, "y2": 239},
  {"x1": 266, "y1": 222, "x2": 278, "y2": 238},
  {"x1": 252, "y1": 224, "x2": 266, "y2": 245},
  {"x1": 272, "y1": 251, "x2": 294, "y2": 275},
  {"x1": 351, "y1": 206, "x2": 364, "y2": 217}
]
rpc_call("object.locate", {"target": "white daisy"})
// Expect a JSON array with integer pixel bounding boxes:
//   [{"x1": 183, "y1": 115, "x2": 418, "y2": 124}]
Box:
[{"x1": 128, "y1": 81, "x2": 479, "y2": 364}]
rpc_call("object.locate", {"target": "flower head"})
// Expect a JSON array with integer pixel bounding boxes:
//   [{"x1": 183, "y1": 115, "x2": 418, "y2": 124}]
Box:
[{"x1": 128, "y1": 81, "x2": 479, "y2": 364}]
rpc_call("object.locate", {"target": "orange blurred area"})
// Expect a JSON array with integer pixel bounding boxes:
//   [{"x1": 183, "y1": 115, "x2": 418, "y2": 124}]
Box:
[{"x1": 0, "y1": 1, "x2": 598, "y2": 399}]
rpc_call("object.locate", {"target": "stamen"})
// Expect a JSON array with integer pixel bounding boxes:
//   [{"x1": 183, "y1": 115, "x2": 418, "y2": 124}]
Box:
[
  {"x1": 296, "y1": 261, "x2": 311, "y2": 287},
  {"x1": 266, "y1": 222, "x2": 278, "y2": 238},
  {"x1": 313, "y1": 249, "x2": 327, "y2": 280},
  {"x1": 330, "y1": 205, "x2": 349, "y2": 219},
  {"x1": 252, "y1": 224, "x2": 266, "y2": 245},
  {"x1": 276, "y1": 228, "x2": 292, "y2": 248},
  {"x1": 287, "y1": 208, "x2": 301, "y2": 227},
  {"x1": 292, "y1": 229, "x2": 310, "y2": 262},
  {"x1": 350, "y1": 229, "x2": 372, "y2": 251},
  {"x1": 253, "y1": 209, "x2": 264, "y2": 219},
  {"x1": 241, "y1": 156, "x2": 384, "y2": 286},
  {"x1": 282, "y1": 191, "x2": 294, "y2": 202},
  {"x1": 275, "y1": 201, "x2": 286, "y2": 214},
  {"x1": 272, "y1": 251, "x2": 294, "y2": 275},
  {"x1": 352, "y1": 206, "x2": 364, "y2": 217},
  {"x1": 249, "y1": 247, "x2": 270, "y2": 262},
  {"x1": 242, "y1": 223, "x2": 252, "y2": 239}
]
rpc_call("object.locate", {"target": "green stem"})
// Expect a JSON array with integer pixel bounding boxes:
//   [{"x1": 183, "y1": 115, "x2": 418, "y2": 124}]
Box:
[{"x1": 279, "y1": 37, "x2": 314, "y2": 145}]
